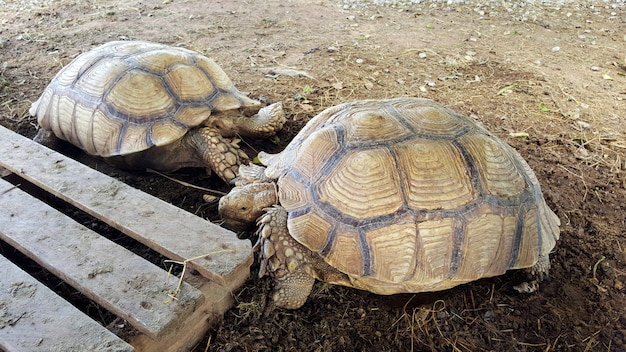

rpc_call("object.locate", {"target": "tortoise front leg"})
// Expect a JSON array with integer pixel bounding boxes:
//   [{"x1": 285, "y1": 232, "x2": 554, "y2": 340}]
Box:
[
  {"x1": 256, "y1": 206, "x2": 316, "y2": 310},
  {"x1": 187, "y1": 127, "x2": 249, "y2": 182},
  {"x1": 236, "y1": 102, "x2": 286, "y2": 138}
]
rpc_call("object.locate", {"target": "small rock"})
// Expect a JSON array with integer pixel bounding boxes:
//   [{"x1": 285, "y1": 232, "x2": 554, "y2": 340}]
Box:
[
  {"x1": 483, "y1": 310, "x2": 495, "y2": 321},
  {"x1": 418, "y1": 52, "x2": 427, "y2": 59},
  {"x1": 514, "y1": 280, "x2": 539, "y2": 293},
  {"x1": 355, "y1": 58, "x2": 364, "y2": 64},
  {"x1": 576, "y1": 120, "x2": 590, "y2": 129},
  {"x1": 591, "y1": 66, "x2": 600, "y2": 71},
  {"x1": 552, "y1": 46, "x2": 560, "y2": 52},
  {"x1": 327, "y1": 46, "x2": 339, "y2": 53},
  {"x1": 356, "y1": 308, "x2": 366, "y2": 318}
]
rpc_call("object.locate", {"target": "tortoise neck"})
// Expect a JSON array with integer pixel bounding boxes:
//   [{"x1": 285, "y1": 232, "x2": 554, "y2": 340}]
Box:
[{"x1": 250, "y1": 182, "x2": 279, "y2": 209}]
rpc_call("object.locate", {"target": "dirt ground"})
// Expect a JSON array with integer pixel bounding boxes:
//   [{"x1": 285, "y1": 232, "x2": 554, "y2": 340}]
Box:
[{"x1": 1, "y1": 0, "x2": 626, "y2": 351}]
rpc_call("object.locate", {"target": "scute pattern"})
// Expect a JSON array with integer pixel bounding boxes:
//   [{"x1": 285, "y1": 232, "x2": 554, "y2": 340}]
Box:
[
  {"x1": 289, "y1": 128, "x2": 341, "y2": 182},
  {"x1": 129, "y1": 49, "x2": 194, "y2": 74},
  {"x1": 286, "y1": 210, "x2": 332, "y2": 253},
  {"x1": 73, "y1": 58, "x2": 129, "y2": 98},
  {"x1": 413, "y1": 218, "x2": 455, "y2": 284},
  {"x1": 456, "y1": 212, "x2": 513, "y2": 280},
  {"x1": 277, "y1": 98, "x2": 560, "y2": 289},
  {"x1": 340, "y1": 108, "x2": 413, "y2": 145},
  {"x1": 30, "y1": 40, "x2": 257, "y2": 158},
  {"x1": 319, "y1": 148, "x2": 403, "y2": 219},
  {"x1": 394, "y1": 140, "x2": 475, "y2": 210},
  {"x1": 391, "y1": 102, "x2": 472, "y2": 138},
  {"x1": 105, "y1": 70, "x2": 176, "y2": 121},
  {"x1": 458, "y1": 132, "x2": 526, "y2": 198},
  {"x1": 323, "y1": 230, "x2": 365, "y2": 277},
  {"x1": 364, "y1": 219, "x2": 418, "y2": 283}
]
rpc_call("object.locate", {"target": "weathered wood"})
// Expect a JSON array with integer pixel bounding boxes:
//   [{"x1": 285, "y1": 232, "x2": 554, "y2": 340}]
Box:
[
  {"x1": 128, "y1": 279, "x2": 235, "y2": 352},
  {"x1": 0, "y1": 177, "x2": 204, "y2": 339},
  {"x1": 0, "y1": 254, "x2": 134, "y2": 352},
  {"x1": 0, "y1": 125, "x2": 252, "y2": 290}
]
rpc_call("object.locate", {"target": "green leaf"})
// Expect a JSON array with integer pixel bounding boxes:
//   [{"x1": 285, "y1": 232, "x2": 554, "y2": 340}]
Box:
[
  {"x1": 538, "y1": 102, "x2": 552, "y2": 112},
  {"x1": 270, "y1": 135, "x2": 281, "y2": 144},
  {"x1": 252, "y1": 157, "x2": 262, "y2": 165},
  {"x1": 496, "y1": 84, "x2": 517, "y2": 95},
  {"x1": 302, "y1": 85, "x2": 312, "y2": 94}
]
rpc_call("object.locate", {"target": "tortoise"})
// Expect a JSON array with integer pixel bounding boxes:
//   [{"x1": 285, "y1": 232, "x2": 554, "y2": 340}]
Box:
[
  {"x1": 30, "y1": 40, "x2": 285, "y2": 182},
  {"x1": 218, "y1": 97, "x2": 560, "y2": 309}
]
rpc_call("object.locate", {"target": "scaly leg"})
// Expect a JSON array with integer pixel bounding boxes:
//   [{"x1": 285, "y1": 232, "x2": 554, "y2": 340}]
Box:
[
  {"x1": 256, "y1": 206, "x2": 315, "y2": 310},
  {"x1": 188, "y1": 127, "x2": 249, "y2": 182}
]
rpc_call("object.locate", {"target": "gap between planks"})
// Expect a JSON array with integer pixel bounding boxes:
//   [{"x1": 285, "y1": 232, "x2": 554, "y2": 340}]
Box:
[{"x1": 0, "y1": 125, "x2": 252, "y2": 291}]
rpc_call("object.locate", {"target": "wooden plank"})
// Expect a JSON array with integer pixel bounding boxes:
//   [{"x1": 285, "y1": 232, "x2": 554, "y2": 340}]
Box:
[
  {"x1": 0, "y1": 178, "x2": 204, "y2": 339},
  {"x1": 0, "y1": 126, "x2": 252, "y2": 289},
  {"x1": 128, "y1": 279, "x2": 234, "y2": 352},
  {"x1": 0, "y1": 254, "x2": 134, "y2": 352}
]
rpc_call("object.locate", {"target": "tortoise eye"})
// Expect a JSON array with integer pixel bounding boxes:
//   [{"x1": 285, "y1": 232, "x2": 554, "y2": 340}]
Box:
[{"x1": 240, "y1": 206, "x2": 248, "y2": 211}]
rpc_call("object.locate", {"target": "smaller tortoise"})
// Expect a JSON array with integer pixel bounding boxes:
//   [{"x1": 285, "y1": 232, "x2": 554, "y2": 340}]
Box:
[
  {"x1": 218, "y1": 97, "x2": 560, "y2": 309},
  {"x1": 30, "y1": 40, "x2": 285, "y2": 182}
]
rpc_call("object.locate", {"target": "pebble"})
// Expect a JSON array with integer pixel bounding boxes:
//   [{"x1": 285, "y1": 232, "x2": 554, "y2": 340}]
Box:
[
  {"x1": 418, "y1": 52, "x2": 427, "y2": 59},
  {"x1": 336, "y1": 0, "x2": 626, "y2": 35},
  {"x1": 576, "y1": 120, "x2": 590, "y2": 129},
  {"x1": 591, "y1": 66, "x2": 600, "y2": 71},
  {"x1": 355, "y1": 58, "x2": 364, "y2": 64},
  {"x1": 551, "y1": 46, "x2": 560, "y2": 52}
]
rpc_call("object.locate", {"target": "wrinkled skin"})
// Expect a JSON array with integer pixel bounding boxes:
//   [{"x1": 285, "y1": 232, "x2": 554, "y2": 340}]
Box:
[
  {"x1": 218, "y1": 182, "x2": 277, "y2": 231},
  {"x1": 205, "y1": 102, "x2": 286, "y2": 139},
  {"x1": 219, "y1": 180, "x2": 348, "y2": 310}
]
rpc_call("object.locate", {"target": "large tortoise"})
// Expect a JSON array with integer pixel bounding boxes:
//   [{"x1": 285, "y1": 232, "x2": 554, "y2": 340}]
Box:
[
  {"x1": 218, "y1": 97, "x2": 560, "y2": 309},
  {"x1": 30, "y1": 40, "x2": 285, "y2": 182}
]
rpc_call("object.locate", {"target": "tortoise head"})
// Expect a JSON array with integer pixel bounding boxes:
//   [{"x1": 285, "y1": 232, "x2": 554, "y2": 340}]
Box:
[
  {"x1": 218, "y1": 182, "x2": 278, "y2": 231},
  {"x1": 205, "y1": 115, "x2": 238, "y2": 138}
]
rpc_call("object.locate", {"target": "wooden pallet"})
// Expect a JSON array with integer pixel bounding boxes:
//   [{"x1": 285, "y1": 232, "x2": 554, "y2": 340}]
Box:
[{"x1": 0, "y1": 126, "x2": 253, "y2": 352}]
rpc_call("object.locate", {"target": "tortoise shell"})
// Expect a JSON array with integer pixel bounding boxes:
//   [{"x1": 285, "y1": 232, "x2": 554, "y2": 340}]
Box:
[
  {"x1": 261, "y1": 98, "x2": 560, "y2": 293},
  {"x1": 30, "y1": 41, "x2": 260, "y2": 158}
]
